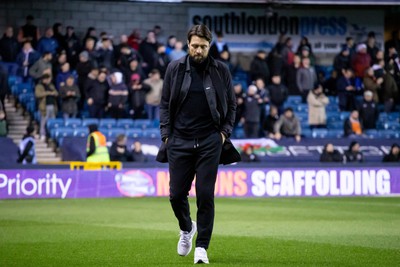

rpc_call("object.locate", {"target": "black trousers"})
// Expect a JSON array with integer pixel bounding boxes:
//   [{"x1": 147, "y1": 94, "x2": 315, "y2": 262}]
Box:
[{"x1": 167, "y1": 131, "x2": 222, "y2": 249}]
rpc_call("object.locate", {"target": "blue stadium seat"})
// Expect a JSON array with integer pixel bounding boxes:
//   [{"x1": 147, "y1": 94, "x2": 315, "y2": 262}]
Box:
[
  {"x1": 327, "y1": 129, "x2": 343, "y2": 138},
  {"x1": 301, "y1": 128, "x2": 312, "y2": 138},
  {"x1": 327, "y1": 121, "x2": 343, "y2": 130},
  {"x1": 328, "y1": 96, "x2": 338, "y2": 105},
  {"x1": 134, "y1": 119, "x2": 153, "y2": 129},
  {"x1": 108, "y1": 128, "x2": 126, "y2": 140},
  {"x1": 99, "y1": 118, "x2": 117, "y2": 129},
  {"x1": 378, "y1": 113, "x2": 388, "y2": 122},
  {"x1": 312, "y1": 128, "x2": 329, "y2": 138},
  {"x1": 64, "y1": 118, "x2": 82, "y2": 128},
  {"x1": 387, "y1": 112, "x2": 399, "y2": 122},
  {"x1": 116, "y1": 119, "x2": 134, "y2": 129},
  {"x1": 81, "y1": 118, "x2": 99, "y2": 127},
  {"x1": 286, "y1": 95, "x2": 302, "y2": 105},
  {"x1": 54, "y1": 127, "x2": 75, "y2": 140},
  {"x1": 74, "y1": 127, "x2": 89, "y2": 138},
  {"x1": 327, "y1": 112, "x2": 341, "y2": 123},
  {"x1": 46, "y1": 118, "x2": 64, "y2": 131},
  {"x1": 296, "y1": 112, "x2": 308, "y2": 122},
  {"x1": 364, "y1": 129, "x2": 380, "y2": 139},
  {"x1": 125, "y1": 128, "x2": 144, "y2": 138},
  {"x1": 153, "y1": 119, "x2": 160, "y2": 128},
  {"x1": 143, "y1": 128, "x2": 161, "y2": 139},
  {"x1": 379, "y1": 130, "x2": 400, "y2": 139},
  {"x1": 8, "y1": 75, "x2": 22, "y2": 87},
  {"x1": 339, "y1": 112, "x2": 350, "y2": 120},
  {"x1": 295, "y1": 104, "x2": 308, "y2": 112},
  {"x1": 326, "y1": 105, "x2": 340, "y2": 112},
  {"x1": 233, "y1": 128, "x2": 245, "y2": 139}
]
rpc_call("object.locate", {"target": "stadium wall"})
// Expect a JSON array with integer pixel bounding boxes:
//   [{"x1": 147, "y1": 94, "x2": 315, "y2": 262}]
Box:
[{"x1": 0, "y1": 166, "x2": 399, "y2": 199}]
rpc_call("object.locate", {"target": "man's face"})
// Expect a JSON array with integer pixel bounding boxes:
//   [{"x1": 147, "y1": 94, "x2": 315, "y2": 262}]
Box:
[{"x1": 188, "y1": 35, "x2": 210, "y2": 64}]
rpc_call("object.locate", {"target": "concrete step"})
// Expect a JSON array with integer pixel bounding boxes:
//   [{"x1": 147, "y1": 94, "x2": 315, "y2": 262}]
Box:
[{"x1": 37, "y1": 158, "x2": 63, "y2": 163}]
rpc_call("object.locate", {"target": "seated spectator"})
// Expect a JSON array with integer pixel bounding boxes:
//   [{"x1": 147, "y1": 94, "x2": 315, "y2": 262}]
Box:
[
  {"x1": 0, "y1": 101, "x2": 7, "y2": 137},
  {"x1": 307, "y1": 83, "x2": 329, "y2": 128},
  {"x1": 233, "y1": 82, "x2": 245, "y2": 129},
  {"x1": 17, "y1": 125, "x2": 36, "y2": 164},
  {"x1": 320, "y1": 143, "x2": 344, "y2": 163},
  {"x1": 144, "y1": 69, "x2": 163, "y2": 120},
  {"x1": 109, "y1": 134, "x2": 131, "y2": 162},
  {"x1": 87, "y1": 71, "x2": 108, "y2": 119},
  {"x1": 129, "y1": 73, "x2": 150, "y2": 119},
  {"x1": 35, "y1": 74, "x2": 58, "y2": 140},
  {"x1": 240, "y1": 144, "x2": 260, "y2": 163},
  {"x1": 382, "y1": 143, "x2": 400, "y2": 162},
  {"x1": 337, "y1": 68, "x2": 356, "y2": 111},
  {"x1": 267, "y1": 75, "x2": 288, "y2": 114},
  {"x1": 131, "y1": 141, "x2": 147, "y2": 162},
  {"x1": 37, "y1": 27, "x2": 58, "y2": 56},
  {"x1": 296, "y1": 57, "x2": 316, "y2": 102},
  {"x1": 274, "y1": 107, "x2": 302, "y2": 142},
  {"x1": 242, "y1": 85, "x2": 262, "y2": 138},
  {"x1": 16, "y1": 41, "x2": 40, "y2": 80},
  {"x1": 363, "y1": 67, "x2": 382, "y2": 103},
  {"x1": 29, "y1": 51, "x2": 53, "y2": 81},
  {"x1": 0, "y1": 26, "x2": 19, "y2": 63},
  {"x1": 59, "y1": 75, "x2": 80, "y2": 119},
  {"x1": 168, "y1": 40, "x2": 187, "y2": 61},
  {"x1": 358, "y1": 90, "x2": 379, "y2": 130},
  {"x1": 345, "y1": 141, "x2": 364, "y2": 163},
  {"x1": 344, "y1": 110, "x2": 364, "y2": 137},
  {"x1": 263, "y1": 105, "x2": 279, "y2": 138},
  {"x1": 249, "y1": 50, "x2": 270, "y2": 84},
  {"x1": 56, "y1": 62, "x2": 75, "y2": 90},
  {"x1": 108, "y1": 72, "x2": 128, "y2": 119}
]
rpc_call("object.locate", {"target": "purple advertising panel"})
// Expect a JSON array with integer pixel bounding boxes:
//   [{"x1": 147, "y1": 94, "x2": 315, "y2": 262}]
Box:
[{"x1": 0, "y1": 167, "x2": 399, "y2": 199}]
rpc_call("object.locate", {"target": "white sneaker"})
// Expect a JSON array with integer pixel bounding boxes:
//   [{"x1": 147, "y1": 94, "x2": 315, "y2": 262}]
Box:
[
  {"x1": 177, "y1": 221, "x2": 196, "y2": 256},
  {"x1": 194, "y1": 247, "x2": 209, "y2": 264}
]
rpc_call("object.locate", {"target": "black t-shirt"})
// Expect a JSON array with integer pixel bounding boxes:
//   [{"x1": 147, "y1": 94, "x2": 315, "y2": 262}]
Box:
[{"x1": 44, "y1": 84, "x2": 56, "y2": 106}]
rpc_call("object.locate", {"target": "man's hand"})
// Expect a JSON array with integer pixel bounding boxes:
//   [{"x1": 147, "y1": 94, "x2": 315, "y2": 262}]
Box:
[
  {"x1": 220, "y1": 133, "x2": 226, "y2": 144},
  {"x1": 274, "y1": 132, "x2": 282, "y2": 140},
  {"x1": 295, "y1": 135, "x2": 301, "y2": 142}
]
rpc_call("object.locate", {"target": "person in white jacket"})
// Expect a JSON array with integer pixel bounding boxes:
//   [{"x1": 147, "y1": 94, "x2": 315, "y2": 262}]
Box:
[{"x1": 307, "y1": 84, "x2": 329, "y2": 128}]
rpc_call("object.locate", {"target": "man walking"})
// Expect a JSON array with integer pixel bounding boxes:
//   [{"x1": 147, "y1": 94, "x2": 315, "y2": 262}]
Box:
[{"x1": 157, "y1": 25, "x2": 239, "y2": 264}]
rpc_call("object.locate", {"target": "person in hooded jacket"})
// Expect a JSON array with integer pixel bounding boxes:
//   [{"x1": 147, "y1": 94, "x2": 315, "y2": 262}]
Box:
[
  {"x1": 382, "y1": 143, "x2": 400, "y2": 162},
  {"x1": 345, "y1": 141, "x2": 364, "y2": 163},
  {"x1": 107, "y1": 72, "x2": 128, "y2": 119},
  {"x1": 128, "y1": 73, "x2": 150, "y2": 119},
  {"x1": 320, "y1": 143, "x2": 344, "y2": 163}
]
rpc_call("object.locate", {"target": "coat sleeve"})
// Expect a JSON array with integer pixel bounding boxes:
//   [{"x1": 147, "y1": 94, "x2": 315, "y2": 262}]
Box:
[
  {"x1": 159, "y1": 62, "x2": 173, "y2": 141},
  {"x1": 35, "y1": 84, "x2": 47, "y2": 99},
  {"x1": 220, "y1": 64, "x2": 236, "y2": 137}
]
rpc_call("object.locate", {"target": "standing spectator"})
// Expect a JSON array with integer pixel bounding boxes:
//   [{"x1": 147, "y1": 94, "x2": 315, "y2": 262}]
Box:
[
  {"x1": 323, "y1": 70, "x2": 338, "y2": 96},
  {"x1": 337, "y1": 68, "x2": 356, "y2": 111},
  {"x1": 209, "y1": 31, "x2": 229, "y2": 60},
  {"x1": 267, "y1": 44, "x2": 285, "y2": 77},
  {"x1": 52, "y1": 23, "x2": 66, "y2": 53},
  {"x1": 381, "y1": 69, "x2": 399, "y2": 113},
  {"x1": 298, "y1": 45, "x2": 316, "y2": 66},
  {"x1": 352, "y1": 43, "x2": 371, "y2": 89},
  {"x1": 76, "y1": 51, "x2": 94, "y2": 108},
  {"x1": 35, "y1": 74, "x2": 58, "y2": 140},
  {"x1": 344, "y1": 110, "x2": 364, "y2": 137},
  {"x1": 55, "y1": 62, "x2": 75, "y2": 90},
  {"x1": 153, "y1": 25, "x2": 166, "y2": 45},
  {"x1": 382, "y1": 143, "x2": 400, "y2": 162},
  {"x1": 154, "y1": 44, "x2": 170, "y2": 78},
  {"x1": 363, "y1": 67, "x2": 382, "y2": 103},
  {"x1": 37, "y1": 27, "x2": 58, "y2": 56},
  {"x1": 86, "y1": 124, "x2": 110, "y2": 162},
  {"x1": 274, "y1": 107, "x2": 302, "y2": 142},
  {"x1": 169, "y1": 41, "x2": 187, "y2": 61},
  {"x1": 285, "y1": 54, "x2": 301, "y2": 95},
  {"x1": 242, "y1": 85, "x2": 262, "y2": 138},
  {"x1": 127, "y1": 28, "x2": 141, "y2": 51},
  {"x1": 240, "y1": 144, "x2": 260, "y2": 163},
  {"x1": 17, "y1": 15, "x2": 40, "y2": 48},
  {"x1": 296, "y1": 36, "x2": 313, "y2": 55},
  {"x1": 281, "y1": 37, "x2": 295, "y2": 67},
  {"x1": 345, "y1": 37, "x2": 356, "y2": 59},
  {"x1": 0, "y1": 65, "x2": 8, "y2": 108},
  {"x1": 87, "y1": 71, "x2": 109, "y2": 119},
  {"x1": 64, "y1": 26, "x2": 81, "y2": 69},
  {"x1": 219, "y1": 50, "x2": 235, "y2": 75},
  {"x1": 385, "y1": 46, "x2": 400, "y2": 89},
  {"x1": 366, "y1": 31, "x2": 380, "y2": 63},
  {"x1": 122, "y1": 58, "x2": 146, "y2": 85},
  {"x1": 0, "y1": 26, "x2": 20, "y2": 62},
  {"x1": 108, "y1": 72, "x2": 128, "y2": 119},
  {"x1": 333, "y1": 45, "x2": 351, "y2": 75},
  {"x1": 307, "y1": 84, "x2": 329, "y2": 128},
  {"x1": 17, "y1": 125, "x2": 36, "y2": 164},
  {"x1": 0, "y1": 101, "x2": 7, "y2": 137},
  {"x1": 263, "y1": 105, "x2": 279, "y2": 138},
  {"x1": 254, "y1": 77, "x2": 270, "y2": 135},
  {"x1": 16, "y1": 41, "x2": 40, "y2": 80},
  {"x1": 117, "y1": 44, "x2": 143, "y2": 78},
  {"x1": 139, "y1": 31, "x2": 158, "y2": 73},
  {"x1": 113, "y1": 34, "x2": 128, "y2": 62},
  {"x1": 165, "y1": 35, "x2": 177, "y2": 55},
  {"x1": 320, "y1": 143, "x2": 343, "y2": 163},
  {"x1": 29, "y1": 51, "x2": 53, "y2": 81},
  {"x1": 296, "y1": 57, "x2": 316, "y2": 102},
  {"x1": 131, "y1": 141, "x2": 147, "y2": 162},
  {"x1": 358, "y1": 90, "x2": 379, "y2": 130},
  {"x1": 83, "y1": 27, "x2": 97, "y2": 46},
  {"x1": 144, "y1": 69, "x2": 163, "y2": 120},
  {"x1": 267, "y1": 75, "x2": 288, "y2": 114},
  {"x1": 249, "y1": 50, "x2": 270, "y2": 84},
  {"x1": 345, "y1": 141, "x2": 364, "y2": 163},
  {"x1": 129, "y1": 73, "x2": 150, "y2": 119},
  {"x1": 59, "y1": 75, "x2": 80, "y2": 119},
  {"x1": 52, "y1": 50, "x2": 67, "y2": 79},
  {"x1": 109, "y1": 134, "x2": 131, "y2": 162},
  {"x1": 233, "y1": 82, "x2": 245, "y2": 129},
  {"x1": 97, "y1": 37, "x2": 115, "y2": 69}
]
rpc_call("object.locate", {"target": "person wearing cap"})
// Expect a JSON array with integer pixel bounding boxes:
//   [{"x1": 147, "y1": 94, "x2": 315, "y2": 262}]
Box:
[
  {"x1": 35, "y1": 73, "x2": 58, "y2": 140},
  {"x1": 17, "y1": 15, "x2": 40, "y2": 48},
  {"x1": 17, "y1": 125, "x2": 37, "y2": 164},
  {"x1": 274, "y1": 107, "x2": 302, "y2": 142},
  {"x1": 29, "y1": 51, "x2": 52, "y2": 80},
  {"x1": 108, "y1": 72, "x2": 128, "y2": 119},
  {"x1": 351, "y1": 43, "x2": 371, "y2": 81},
  {"x1": 86, "y1": 124, "x2": 110, "y2": 162}
]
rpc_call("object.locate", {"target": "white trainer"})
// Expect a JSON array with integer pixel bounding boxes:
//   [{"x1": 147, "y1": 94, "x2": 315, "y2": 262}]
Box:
[
  {"x1": 194, "y1": 247, "x2": 209, "y2": 264},
  {"x1": 177, "y1": 221, "x2": 196, "y2": 256}
]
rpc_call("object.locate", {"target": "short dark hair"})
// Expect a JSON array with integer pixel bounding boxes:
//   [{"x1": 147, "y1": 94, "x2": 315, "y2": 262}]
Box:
[{"x1": 187, "y1": 25, "x2": 212, "y2": 43}]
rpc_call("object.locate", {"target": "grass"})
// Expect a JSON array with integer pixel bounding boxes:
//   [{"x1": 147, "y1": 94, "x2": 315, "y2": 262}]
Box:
[{"x1": 0, "y1": 197, "x2": 399, "y2": 266}]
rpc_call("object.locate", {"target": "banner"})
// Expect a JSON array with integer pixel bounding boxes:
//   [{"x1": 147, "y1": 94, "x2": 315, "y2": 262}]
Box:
[
  {"x1": 188, "y1": 7, "x2": 384, "y2": 53},
  {"x1": 0, "y1": 167, "x2": 399, "y2": 199}
]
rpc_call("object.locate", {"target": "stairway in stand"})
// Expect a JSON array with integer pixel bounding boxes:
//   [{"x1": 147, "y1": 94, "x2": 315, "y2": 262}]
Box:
[{"x1": 4, "y1": 97, "x2": 62, "y2": 163}]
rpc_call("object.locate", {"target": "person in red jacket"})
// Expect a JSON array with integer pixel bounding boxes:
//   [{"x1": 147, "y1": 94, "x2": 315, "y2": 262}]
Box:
[{"x1": 351, "y1": 43, "x2": 371, "y2": 89}]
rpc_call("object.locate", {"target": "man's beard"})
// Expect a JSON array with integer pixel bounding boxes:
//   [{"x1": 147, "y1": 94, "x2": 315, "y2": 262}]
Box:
[{"x1": 190, "y1": 53, "x2": 206, "y2": 63}]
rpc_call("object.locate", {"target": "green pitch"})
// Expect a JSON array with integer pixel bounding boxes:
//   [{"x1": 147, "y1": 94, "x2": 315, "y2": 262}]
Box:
[{"x1": 0, "y1": 197, "x2": 399, "y2": 266}]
